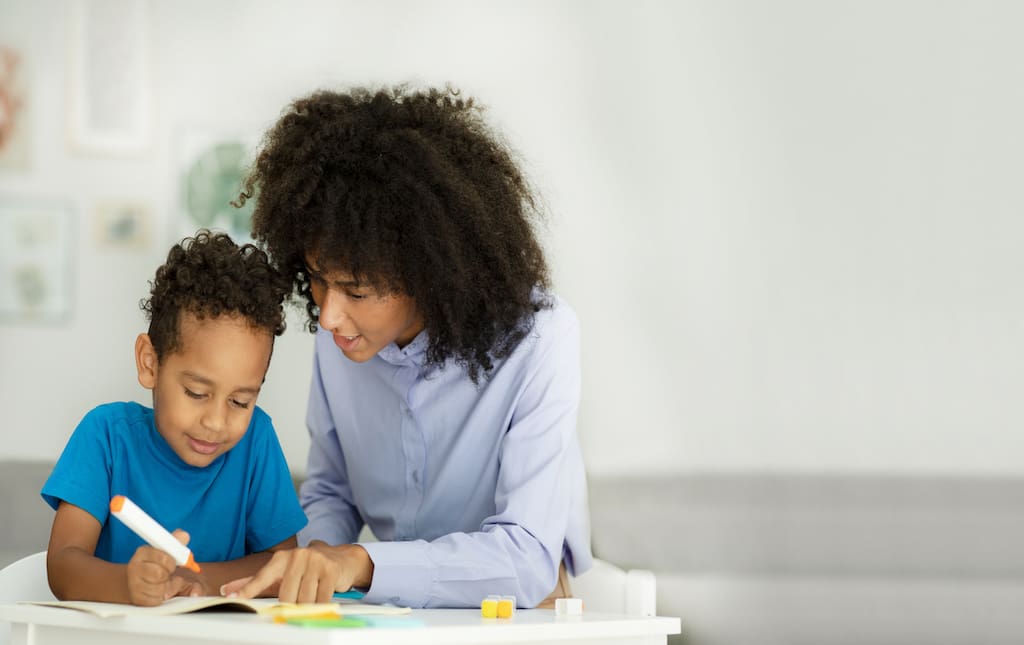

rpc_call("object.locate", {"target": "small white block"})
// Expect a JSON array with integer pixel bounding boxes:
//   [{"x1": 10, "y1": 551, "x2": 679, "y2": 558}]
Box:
[{"x1": 555, "y1": 597, "x2": 584, "y2": 616}]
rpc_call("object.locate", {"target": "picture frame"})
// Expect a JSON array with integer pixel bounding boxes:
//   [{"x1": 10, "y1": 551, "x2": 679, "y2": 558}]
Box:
[
  {"x1": 0, "y1": 43, "x2": 30, "y2": 171},
  {"x1": 174, "y1": 127, "x2": 261, "y2": 244},
  {"x1": 0, "y1": 199, "x2": 75, "y2": 323},
  {"x1": 93, "y1": 198, "x2": 152, "y2": 249},
  {"x1": 67, "y1": 0, "x2": 153, "y2": 155}
]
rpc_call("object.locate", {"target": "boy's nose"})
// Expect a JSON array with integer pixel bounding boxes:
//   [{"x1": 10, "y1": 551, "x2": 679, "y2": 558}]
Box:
[{"x1": 201, "y1": 404, "x2": 228, "y2": 433}]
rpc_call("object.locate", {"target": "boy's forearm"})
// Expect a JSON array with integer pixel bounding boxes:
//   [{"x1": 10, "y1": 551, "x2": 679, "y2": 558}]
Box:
[{"x1": 48, "y1": 546, "x2": 133, "y2": 603}]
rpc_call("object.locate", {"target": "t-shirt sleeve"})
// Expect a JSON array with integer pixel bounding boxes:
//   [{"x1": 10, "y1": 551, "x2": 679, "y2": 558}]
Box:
[
  {"x1": 244, "y1": 410, "x2": 308, "y2": 553},
  {"x1": 40, "y1": 407, "x2": 113, "y2": 525}
]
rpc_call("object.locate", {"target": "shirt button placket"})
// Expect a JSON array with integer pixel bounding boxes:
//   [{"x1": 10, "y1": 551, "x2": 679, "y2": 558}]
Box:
[
  {"x1": 404, "y1": 400, "x2": 425, "y2": 536},
  {"x1": 398, "y1": 400, "x2": 414, "y2": 538}
]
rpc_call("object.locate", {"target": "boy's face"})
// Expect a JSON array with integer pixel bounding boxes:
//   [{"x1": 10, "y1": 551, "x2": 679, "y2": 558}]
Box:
[
  {"x1": 135, "y1": 312, "x2": 273, "y2": 468},
  {"x1": 305, "y1": 255, "x2": 424, "y2": 363}
]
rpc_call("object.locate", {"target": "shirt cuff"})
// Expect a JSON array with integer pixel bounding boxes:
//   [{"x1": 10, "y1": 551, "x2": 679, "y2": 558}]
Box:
[{"x1": 360, "y1": 540, "x2": 433, "y2": 607}]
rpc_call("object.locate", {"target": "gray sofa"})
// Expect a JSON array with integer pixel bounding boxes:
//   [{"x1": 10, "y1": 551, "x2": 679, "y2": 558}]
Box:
[
  {"x1": 0, "y1": 461, "x2": 53, "y2": 570},
  {"x1": 588, "y1": 475, "x2": 1024, "y2": 645}
]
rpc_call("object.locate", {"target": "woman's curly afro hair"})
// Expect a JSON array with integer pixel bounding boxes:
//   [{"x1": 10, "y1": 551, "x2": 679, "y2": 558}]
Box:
[
  {"x1": 239, "y1": 85, "x2": 551, "y2": 381},
  {"x1": 141, "y1": 229, "x2": 292, "y2": 361}
]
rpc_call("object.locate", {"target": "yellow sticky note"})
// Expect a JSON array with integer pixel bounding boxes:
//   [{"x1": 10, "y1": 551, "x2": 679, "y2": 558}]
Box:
[{"x1": 258, "y1": 603, "x2": 341, "y2": 619}]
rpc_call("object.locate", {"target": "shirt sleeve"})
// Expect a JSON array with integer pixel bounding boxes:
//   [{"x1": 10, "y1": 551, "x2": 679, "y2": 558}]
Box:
[
  {"x1": 298, "y1": 348, "x2": 365, "y2": 547},
  {"x1": 40, "y1": 407, "x2": 113, "y2": 524},
  {"x1": 361, "y1": 310, "x2": 583, "y2": 608},
  {"x1": 244, "y1": 410, "x2": 309, "y2": 553}
]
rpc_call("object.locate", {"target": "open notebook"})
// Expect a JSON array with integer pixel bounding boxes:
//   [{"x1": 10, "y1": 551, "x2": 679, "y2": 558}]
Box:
[{"x1": 22, "y1": 596, "x2": 411, "y2": 618}]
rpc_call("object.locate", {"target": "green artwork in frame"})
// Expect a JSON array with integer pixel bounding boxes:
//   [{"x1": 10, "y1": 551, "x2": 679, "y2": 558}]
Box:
[{"x1": 183, "y1": 140, "x2": 254, "y2": 240}]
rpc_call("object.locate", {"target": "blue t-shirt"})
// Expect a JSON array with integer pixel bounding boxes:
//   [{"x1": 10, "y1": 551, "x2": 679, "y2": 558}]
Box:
[{"x1": 41, "y1": 401, "x2": 307, "y2": 564}]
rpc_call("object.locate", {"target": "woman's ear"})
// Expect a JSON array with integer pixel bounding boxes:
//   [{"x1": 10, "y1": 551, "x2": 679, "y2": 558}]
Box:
[{"x1": 135, "y1": 333, "x2": 158, "y2": 389}]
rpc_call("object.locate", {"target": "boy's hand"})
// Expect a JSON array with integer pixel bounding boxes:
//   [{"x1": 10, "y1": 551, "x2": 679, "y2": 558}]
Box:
[
  {"x1": 126, "y1": 529, "x2": 197, "y2": 605},
  {"x1": 165, "y1": 565, "x2": 208, "y2": 599}
]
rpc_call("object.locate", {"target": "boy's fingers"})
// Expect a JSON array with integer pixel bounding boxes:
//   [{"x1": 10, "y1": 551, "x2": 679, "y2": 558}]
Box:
[
  {"x1": 138, "y1": 561, "x2": 173, "y2": 584},
  {"x1": 171, "y1": 529, "x2": 191, "y2": 546},
  {"x1": 134, "y1": 544, "x2": 178, "y2": 569},
  {"x1": 164, "y1": 574, "x2": 189, "y2": 600},
  {"x1": 133, "y1": 549, "x2": 177, "y2": 579}
]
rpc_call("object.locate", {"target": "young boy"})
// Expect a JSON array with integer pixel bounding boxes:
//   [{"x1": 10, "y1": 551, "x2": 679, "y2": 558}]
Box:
[{"x1": 41, "y1": 230, "x2": 307, "y2": 606}]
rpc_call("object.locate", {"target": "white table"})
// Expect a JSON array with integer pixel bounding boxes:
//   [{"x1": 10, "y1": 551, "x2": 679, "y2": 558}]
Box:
[{"x1": 0, "y1": 603, "x2": 680, "y2": 645}]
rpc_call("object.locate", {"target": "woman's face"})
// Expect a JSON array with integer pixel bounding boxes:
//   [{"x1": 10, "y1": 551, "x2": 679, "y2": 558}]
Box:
[{"x1": 305, "y1": 256, "x2": 425, "y2": 362}]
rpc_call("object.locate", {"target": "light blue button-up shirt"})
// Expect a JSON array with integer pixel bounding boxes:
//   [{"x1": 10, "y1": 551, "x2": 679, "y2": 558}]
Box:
[{"x1": 298, "y1": 294, "x2": 592, "y2": 608}]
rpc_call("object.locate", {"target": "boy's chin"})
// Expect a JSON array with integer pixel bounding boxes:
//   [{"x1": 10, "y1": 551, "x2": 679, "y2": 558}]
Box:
[{"x1": 175, "y1": 448, "x2": 220, "y2": 468}]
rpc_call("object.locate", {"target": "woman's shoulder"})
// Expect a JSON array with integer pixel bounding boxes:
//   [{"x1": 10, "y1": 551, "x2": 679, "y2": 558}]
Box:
[
  {"x1": 528, "y1": 292, "x2": 580, "y2": 339},
  {"x1": 497, "y1": 291, "x2": 579, "y2": 369}
]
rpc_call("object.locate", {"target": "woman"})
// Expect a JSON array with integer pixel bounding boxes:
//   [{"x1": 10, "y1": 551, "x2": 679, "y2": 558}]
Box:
[{"x1": 224, "y1": 86, "x2": 592, "y2": 608}]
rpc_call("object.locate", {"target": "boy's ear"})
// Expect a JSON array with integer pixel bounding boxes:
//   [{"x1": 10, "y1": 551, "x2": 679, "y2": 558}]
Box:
[{"x1": 135, "y1": 333, "x2": 158, "y2": 389}]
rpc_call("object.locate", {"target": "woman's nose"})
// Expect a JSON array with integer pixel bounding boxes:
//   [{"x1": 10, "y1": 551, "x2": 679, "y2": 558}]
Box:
[{"x1": 318, "y1": 289, "x2": 348, "y2": 332}]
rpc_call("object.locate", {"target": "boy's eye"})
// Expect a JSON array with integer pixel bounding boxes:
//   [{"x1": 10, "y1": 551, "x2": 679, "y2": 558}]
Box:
[
  {"x1": 347, "y1": 291, "x2": 367, "y2": 301},
  {"x1": 184, "y1": 388, "x2": 205, "y2": 400},
  {"x1": 230, "y1": 399, "x2": 251, "y2": 409}
]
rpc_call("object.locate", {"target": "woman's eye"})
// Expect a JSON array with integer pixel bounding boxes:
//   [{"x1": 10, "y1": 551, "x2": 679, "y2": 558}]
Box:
[{"x1": 184, "y1": 389, "x2": 204, "y2": 399}]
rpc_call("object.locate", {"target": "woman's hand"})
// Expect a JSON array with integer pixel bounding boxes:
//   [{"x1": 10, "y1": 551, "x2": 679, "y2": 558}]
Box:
[
  {"x1": 220, "y1": 542, "x2": 373, "y2": 603},
  {"x1": 125, "y1": 530, "x2": 204, "y2": 605}
]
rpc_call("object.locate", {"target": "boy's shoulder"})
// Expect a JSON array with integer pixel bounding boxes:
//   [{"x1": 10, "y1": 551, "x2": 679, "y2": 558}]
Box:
[
  {"x1": 80, "y1": 401, "x2": 151, "y2": 427},
  {"x1": 249, "y1": 404, "x2": 273, "y2": 429},
  {"x1": 240, "y1": 405, "x2": 276, "y2": 445}
]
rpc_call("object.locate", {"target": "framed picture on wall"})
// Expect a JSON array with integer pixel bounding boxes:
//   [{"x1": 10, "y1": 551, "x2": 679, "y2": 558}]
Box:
[
  {"x1": 0, "y1": 43, "x2": 30, "y2": 171},
  {"x1": 93, "y1": 198, "x2": 152, "y2": 249},
  {"x1": 174, "y1": 127, "x2": 261, "y2": 244},
  {"x1": 0, "y1": 199, "x2": 75, "y2": 323},
  {"x1": 67, "y1": 0, "x2": 153, "y2": 155}
]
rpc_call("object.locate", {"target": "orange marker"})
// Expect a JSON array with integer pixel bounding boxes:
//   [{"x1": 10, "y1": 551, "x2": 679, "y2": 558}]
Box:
[{"x1": 110, "y1": 495, "x2": 201, "y2": 573}]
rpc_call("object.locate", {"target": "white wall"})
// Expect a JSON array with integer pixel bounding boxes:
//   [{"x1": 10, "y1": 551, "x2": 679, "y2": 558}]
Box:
[{"x1": 1, "y1": 0, "x2": 1022, "y2": 477}]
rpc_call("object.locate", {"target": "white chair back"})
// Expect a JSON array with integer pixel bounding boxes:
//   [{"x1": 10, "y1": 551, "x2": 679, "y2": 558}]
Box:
[
  {"x1": 570, "y1": 557, "x2": 657, "y2": 616},
  {"x1": 0, "y1": 551, "x2": 54, "y2": 645}
]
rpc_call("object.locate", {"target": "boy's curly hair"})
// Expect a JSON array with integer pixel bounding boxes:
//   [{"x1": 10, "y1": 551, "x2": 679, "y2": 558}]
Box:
[
  {"x1": 141, "y1": 230, "x2": 292, "y2": 361},
  {"x1": 238, "y1": 85, "x2": 551, "y2": 381}
]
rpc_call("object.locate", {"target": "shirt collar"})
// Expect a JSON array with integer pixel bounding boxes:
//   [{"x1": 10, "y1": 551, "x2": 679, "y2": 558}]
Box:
[{"x1": 376, "y1": 329, "x2": 429, "y2": 367}]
